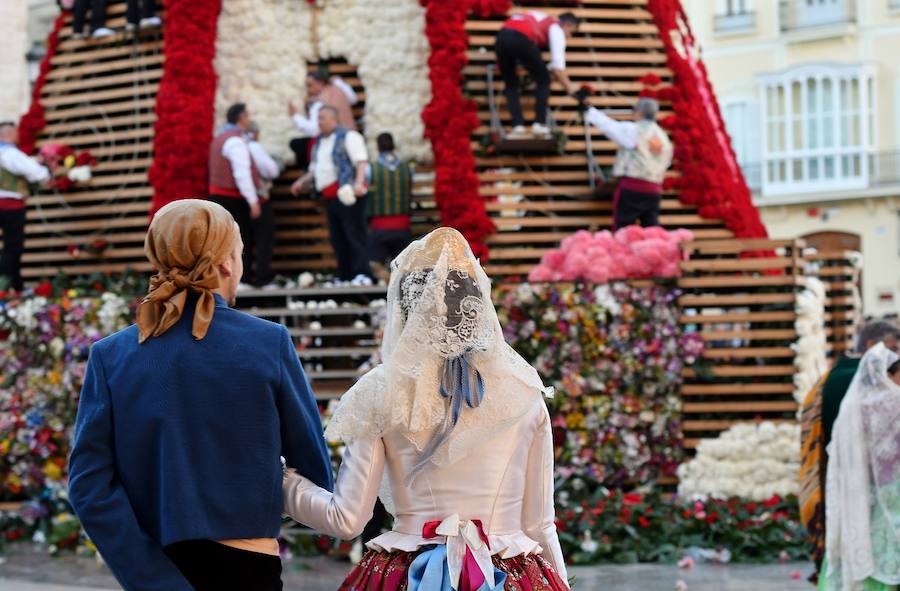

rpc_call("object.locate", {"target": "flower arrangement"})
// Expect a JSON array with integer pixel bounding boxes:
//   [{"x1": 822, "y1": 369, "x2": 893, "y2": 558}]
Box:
[
  {"x1": 419, "y1": 0, "x2": 504, "y2": 259},
  {"x1": 793, "y1": 277, "x2": 827, "y2": 403},
  {"x1": 37, "y1": 144, "x2": 96, "y2": 193},
  {"x1": 644, "y1": 1, "x2": 767, "y2": 239},
  {"x1": 528, "y1": 227, "x2": 694, "y2": 283},
  {"x1": 557, "y1": 489, "x2": 807, "y2": 564},
  {"x1": 17, "y1": 13, "x2": 65, "y2": 156},
  {"x1": 496, "y1": 282, "x2": 703, "y2": 496},
  {"x1": 148, "y1": 0, "x2": 221, "y2": 215},
  {"x1": 317, "y1": 0, "x2": 432, "y2": 163},
  {"x1": 676, "y1": 422, "x2": 801, "y2": 501},
  {"x1": 213, "y1": 0, "x2": 313, "y2": 162}
]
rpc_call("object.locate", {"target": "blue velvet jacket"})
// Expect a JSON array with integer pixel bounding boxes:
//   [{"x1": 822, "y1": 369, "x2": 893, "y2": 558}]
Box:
[{"x1": 68, "y1": 294, "x2": 333, "y2": 591}]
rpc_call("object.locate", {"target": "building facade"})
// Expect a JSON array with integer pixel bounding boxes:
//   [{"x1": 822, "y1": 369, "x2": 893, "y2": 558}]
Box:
[{"x1": 684, "y1": 0, "x2": 900, "y2": 315}]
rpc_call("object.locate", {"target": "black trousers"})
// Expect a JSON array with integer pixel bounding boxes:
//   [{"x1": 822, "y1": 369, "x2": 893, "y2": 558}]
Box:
[
  {"x1": 126, "y1": 0, "x2": 157, "y2": 24},
  {"x1": 324, "y1": 196, "x2": 372, "y2": 281},
  {"x1": 0, "y1": 208, "x2": 26, "y2": 292},
  {"x1": 495, "y1": 28, "x2": 551, "y2": 126},
  {"x1": 368, "y1": 228, "x2": 412, "y2": 265},
  {"x1": 614, "y1": 189, "x2": 661, "y2": 229},
  {"x1": 165, "y1": 540, "x2": 282, "y2": 591},
  {"x1": 72, "y1": 0, "x2": 109, "y2": 34},
  {"x1": 208, "y1": 195, "x2": 275, "y2": 287},
  {"x1": 289, "y1": 138, "x2": 312, "y2": 170}
]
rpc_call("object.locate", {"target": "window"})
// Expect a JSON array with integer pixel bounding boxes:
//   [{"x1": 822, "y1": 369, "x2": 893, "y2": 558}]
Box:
[
  {"x1": 722, "y1": 100, "x2": 762, "y2": 191},
  {"x1": 759, "y1": 64, "x2": 876, "y2": 196},
  {"x1": 780, "y1": 0, "x2": 856, "y2": 31},
  {"x1": 715, "y1": 0, "x2": 756, "y2": 33}
]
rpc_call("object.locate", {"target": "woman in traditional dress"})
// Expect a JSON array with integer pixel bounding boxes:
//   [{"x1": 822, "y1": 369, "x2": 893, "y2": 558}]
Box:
[
  {"x1": 283, "y1": 227, "x2": 569, "y2": 590},
  {"x1": 821, "y1": 343, "x2": 900, "y2": 591}
]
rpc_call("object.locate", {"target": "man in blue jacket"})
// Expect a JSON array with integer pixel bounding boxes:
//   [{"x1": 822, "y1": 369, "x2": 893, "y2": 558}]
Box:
[{"x1": 68, "y1": 199, "x2": 333, "y2": 591}]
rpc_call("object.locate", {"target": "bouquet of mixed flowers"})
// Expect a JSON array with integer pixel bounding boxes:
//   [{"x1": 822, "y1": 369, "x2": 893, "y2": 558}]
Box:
[{"x1": 37, "y1": 143, "x2": 96, "y2": 192}]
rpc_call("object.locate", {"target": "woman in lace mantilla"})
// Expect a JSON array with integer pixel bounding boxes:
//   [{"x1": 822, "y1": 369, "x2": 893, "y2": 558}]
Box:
[
  {"x1": 282, "y1": 227, "x2": 569, "y2": 591},
  {"x1": 821, "y1": 343, "x2": 900, "y2": 591}
]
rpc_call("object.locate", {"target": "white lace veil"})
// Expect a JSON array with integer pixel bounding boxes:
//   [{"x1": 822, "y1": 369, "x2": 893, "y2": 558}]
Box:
[
  {"x1": 325, "y1": 227, "x2": 552, "y2": 477},
  {"x1": 823, "y1": 343, "x2": 900, "y2": 591}
]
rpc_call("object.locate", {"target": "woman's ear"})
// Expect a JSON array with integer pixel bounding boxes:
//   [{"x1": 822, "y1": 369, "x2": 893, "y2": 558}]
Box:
[{"x1": 217, "y1": 259, "x2": 233, "y2": 279}]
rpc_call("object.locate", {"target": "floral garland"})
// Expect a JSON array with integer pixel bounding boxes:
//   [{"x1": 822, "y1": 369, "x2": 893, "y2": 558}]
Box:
[
  {"x1": 17, "y1": 12, "x2": 65, "y2": 155},
  {"x1": 496, "y1": 283, "x2": 703, "y2": 497},
  {"x1": 644, "y1": 1, "x2": 767, "y2": 239},
  {"x1": 148, "y1": 0, "x2": 222, "y2": 214},
  {"x1": 213, "y1": 0, "x2": 313, "y2": 162},
  {"x1": 558, "y1": 490, "x2": 807, "y2": 564},
  {"x1": 793, "y1": 277, "x2": 827, "y2": 403},
  {"x1": 419, "y1": 0, "x2": 505, "y2": 260},
  {"x1": 316, "y1": 0, "x2": 432, "y2": 163}
]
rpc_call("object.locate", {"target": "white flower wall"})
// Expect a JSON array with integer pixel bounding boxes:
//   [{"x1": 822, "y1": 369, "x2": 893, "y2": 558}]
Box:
[
  {"x1": 793, "y1": 277, "x2": 828, "y2": 404},
  {"x1": 315, "y1": 0, "x2": 432, "y2": 163},
  {"x1": 677, "y1": 422, "x2": 801, "y2": 501},
  {"x1": 213, "y1": 0, "x2": 313, "y2": 161}
]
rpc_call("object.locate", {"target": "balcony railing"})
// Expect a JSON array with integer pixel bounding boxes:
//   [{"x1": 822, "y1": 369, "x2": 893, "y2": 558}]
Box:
[
  {"x1": 870, "y1": 150, "x2": 900, "y2": 187},
  {"x1": 779, "y1": 0, "x2": 856, "y2": 31},
  {"x1": 714, "y1": 10, "x2": 756, "y2": 33}
]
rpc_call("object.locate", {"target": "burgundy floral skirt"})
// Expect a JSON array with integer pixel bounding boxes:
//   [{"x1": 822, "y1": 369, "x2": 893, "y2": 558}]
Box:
[{"x1": 338, "y1": 549, "x2": 569, "y2": 591}]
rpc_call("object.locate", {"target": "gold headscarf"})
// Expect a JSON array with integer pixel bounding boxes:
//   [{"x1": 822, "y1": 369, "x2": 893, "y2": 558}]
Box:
[{"x1": 136, "y1": 199, "x2": 239, "y2": 343}]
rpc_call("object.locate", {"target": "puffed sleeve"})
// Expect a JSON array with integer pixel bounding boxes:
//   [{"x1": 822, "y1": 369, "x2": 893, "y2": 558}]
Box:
[
  {"x1": 283, "y1": 434, "x2": 385, "y2": 540},
  {"x1": 521, "y1": 403, "x2": 569, "y2": 587}
]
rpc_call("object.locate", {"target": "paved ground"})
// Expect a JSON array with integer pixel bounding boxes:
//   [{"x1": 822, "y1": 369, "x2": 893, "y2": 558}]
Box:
[{"x1": 0, "y1": 544, "x2": 814, "y2": 590}]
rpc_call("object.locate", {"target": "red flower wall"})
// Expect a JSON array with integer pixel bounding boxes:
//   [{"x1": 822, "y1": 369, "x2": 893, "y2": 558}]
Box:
[
  {"x1": 148, "y1": 0, "x2": 222, "y2": 215},
  {"x1": 17, "y1": 13, "x2": 65, "y2": 155}
]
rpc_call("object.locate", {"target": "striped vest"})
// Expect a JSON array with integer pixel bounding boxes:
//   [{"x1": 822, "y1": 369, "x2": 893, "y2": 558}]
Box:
[
  {"x1": 367, "y1": 158, "x2": 412, "y2": 218},
  {"x1": 0, "y1": 144, "x2": 29, "y2": 197}
]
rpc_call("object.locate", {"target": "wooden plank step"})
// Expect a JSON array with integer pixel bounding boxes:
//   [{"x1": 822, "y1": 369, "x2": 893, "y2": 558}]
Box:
[
  {"x1": 296, "y1": 347, "x2": 376, "y2": 358},
  {"x1": 42, "y1": 68, "x2": 162, "y2": 94},
  {"x1": 682, "y1": 383, "x2": 796, "y2": 396},
  {"x1": 678, "y1": 276, "x2": 804, "y2": 288},
  {"x1": 289, "y1": 327, "x2": 375, "y2": 338},
  {"x1": 679, "y1": 293, "x2": 796, "y2": 307},
  {"x1": 64, "y1": 142, "x2": 154, "y2": 159},
  {"x1": 29, "y1": 186, "x2": 151, "y2": 206},
  {"x1": 683, "y1": 401, "x2": 799, "y2": 413},
  {"x1": 50, "y1": 41, "x2": 163, "y2": 65},
  {"x1": 702, "y1": 347, "x2": 795, "y2": 359},
  {"x1": 27, "y1": 201, "x2": 148, "y2": 221},
  {"x1": 683, "y1": 238, "x2": 804, "y2": 253},
  {"x1": 682, "y1": 365, "x2": 797, "y2": 378},
  {"x1": 41, "y1": 83, "x2": 160, "y2": 108},
  {"x1": 464, "y1": 65, "x2": 671, "y2": 78},
  {"x1": 485, "y1": 200, "x2": 608, "y2": 212},
  {"x1": 681, "y1": 257, "x2": 798, "y2": 272},
  {"x1": 43, "y1": 98, "x2": 156, "y2": 121},
  {"x1": 22, "y1": 247, "x2": 146, "y2": 264},
  {"x1": 23, "y1": 230, "x2": 148, "y2": 250},
  {"x1": 43, "y1": 113, "x2": 156, "y2": 134},
  {"x1": 25, "y1": 215, "x2": 147, "y2": 234},
  {"x1": 681, "y1": 311, "x2": 797, "y2": 324},
  {"x1": 465, "y1": 22, "x2": 658, "y2": 35},
  {"x1": 699, "y1": 328, "x2": 797, "y2": 341},
  {"x1": 46, "y1": 54, "x2": 165, "y2": 80},
  {"x1": 37, "y1": 128, "x2": 151, "y2": 148},
  {"x1": 21, "y1": 260, "x2": 153, "y2": 278}
]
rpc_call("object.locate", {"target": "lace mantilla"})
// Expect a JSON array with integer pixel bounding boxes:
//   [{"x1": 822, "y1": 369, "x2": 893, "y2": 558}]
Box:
[{"x1": 325, "y1": 228, "x2": 551, "y2": 473}]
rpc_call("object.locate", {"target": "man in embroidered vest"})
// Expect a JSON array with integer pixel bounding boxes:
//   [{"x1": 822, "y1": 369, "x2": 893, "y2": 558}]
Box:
[
  {"x1": 495, "y1": 11, "x2": 579, "y2": 138},
  {"x1": 583, "y1": 97, "x2": 673, "y2": 230},
  {"x1": 208, "y1": 103, "x2": 275, "y2": 289},
  {"x1": 0, "y1": 122, "x2": 51, "y2": 291},
  {"x1": 366, "y1": 132, "x2": 413, "y2": 282},
  {"x1": 288, "y1": 70, "x2": 358, "y2": 169},
  {"x1": 291, "y1": 106, "x2": 372, "y2": 285},
  {"x1": 68, "y1": 200, "x2": 333, "y2": 591}
]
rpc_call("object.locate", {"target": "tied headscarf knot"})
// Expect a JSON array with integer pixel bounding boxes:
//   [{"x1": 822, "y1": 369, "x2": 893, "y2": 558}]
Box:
[{"x1": 136, "y1": 200, "x2": 239, "y2": 344}]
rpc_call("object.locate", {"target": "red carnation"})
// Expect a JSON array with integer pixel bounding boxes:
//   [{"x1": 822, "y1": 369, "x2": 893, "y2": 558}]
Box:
[
  {"x1": 639, "y1": 73, "x2": 663, "y2": 86},
  {"x1": 34, "y1": 282, "x2": 53, "y2": 298},
  {"x1": 622, "y1": 492, "x2": 643, "y2": 506},
  {"x1": 638, "y1": 515, "x2": 651, "y2": 528}
]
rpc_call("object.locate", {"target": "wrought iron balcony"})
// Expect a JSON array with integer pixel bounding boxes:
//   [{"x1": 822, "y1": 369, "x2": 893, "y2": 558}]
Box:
[
  {"x1": 779, "y1": 0, "x2": 856, "y2": 31},
  {"x1": 714, "y1": 10, "x2": 756, "y2": 34}
]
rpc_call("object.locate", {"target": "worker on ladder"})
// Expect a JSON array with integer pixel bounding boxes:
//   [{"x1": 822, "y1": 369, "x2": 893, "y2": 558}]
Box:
[
  {"x1": 495, "y1": 11, "x2": 580, "y2": 139},
  {"x1": 579, "y1": 94, "x2": 673, "y2": 229}
]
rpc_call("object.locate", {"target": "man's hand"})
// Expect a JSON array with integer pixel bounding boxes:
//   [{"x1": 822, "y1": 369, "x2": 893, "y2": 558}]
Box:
[
  {"x1": 291, "y1": 174, "x2": 311, "y2": 197},
  {"x1": 249, "y1": 201, "x2": 262, "y2": 219},
  {"x1": 288, "y1": 101, "x2": 298, "y2": 117},
  {"x1": 353, "y1": 181, "x2": 368, "y2": 197}
]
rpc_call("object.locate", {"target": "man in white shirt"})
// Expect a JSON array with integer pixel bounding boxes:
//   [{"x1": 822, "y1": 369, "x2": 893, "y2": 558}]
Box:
[
  {"x1": 290, "y1": 107, "x2": 372, "y2": 285},
  {"x1": 288, "y1": 72, "x2": 358, "y2": 168},
  {"x1": 495, "y1": 11, "x2": 580, "y2": 138},
  {"x1": 0, "y1": 121, "x2": 51, "y2": 291},
  {"x1": 208, "y1": 103, "x2": 274, "y2": 288},
  {"x1": 582, "y1": 96, "x2": 673, "y2": 229}
]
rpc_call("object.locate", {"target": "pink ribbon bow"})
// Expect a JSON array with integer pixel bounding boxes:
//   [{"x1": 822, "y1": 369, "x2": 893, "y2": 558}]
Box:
[{"x1": 422, "y1": 515, "x2": 494, "y2": 591}]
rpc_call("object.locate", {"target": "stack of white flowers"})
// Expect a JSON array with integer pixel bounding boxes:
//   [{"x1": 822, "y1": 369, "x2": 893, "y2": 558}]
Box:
[
  {"x1": 214, "y1": 0, "x2": 313, "y2": 161},
  {"x1": 793, "y1": 276, "x2": 828, "y2": 404},
  {"x1": 316, "y1": 0, "x2": 432, "y2": 163},
  {"x1": 677, "y1": 422, "x2": 801, "y2": 501}
]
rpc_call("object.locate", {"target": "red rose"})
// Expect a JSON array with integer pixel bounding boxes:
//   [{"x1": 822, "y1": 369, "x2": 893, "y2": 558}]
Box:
[
  {"x1": 706, "y1": 512, "x2": 719, "y2": 525},
  {"x1": 34, "y1": 281, "x2": 53, "y2": 297},
  {"x1": 638, "y1": 516, "x2": 651, "y2": 528},
  {"x1": 762, "y1": 495, "x2": 782, "y2": 508},
  {"x1": 622, "y1": 492, "x2": 643, "y2": 506}
]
